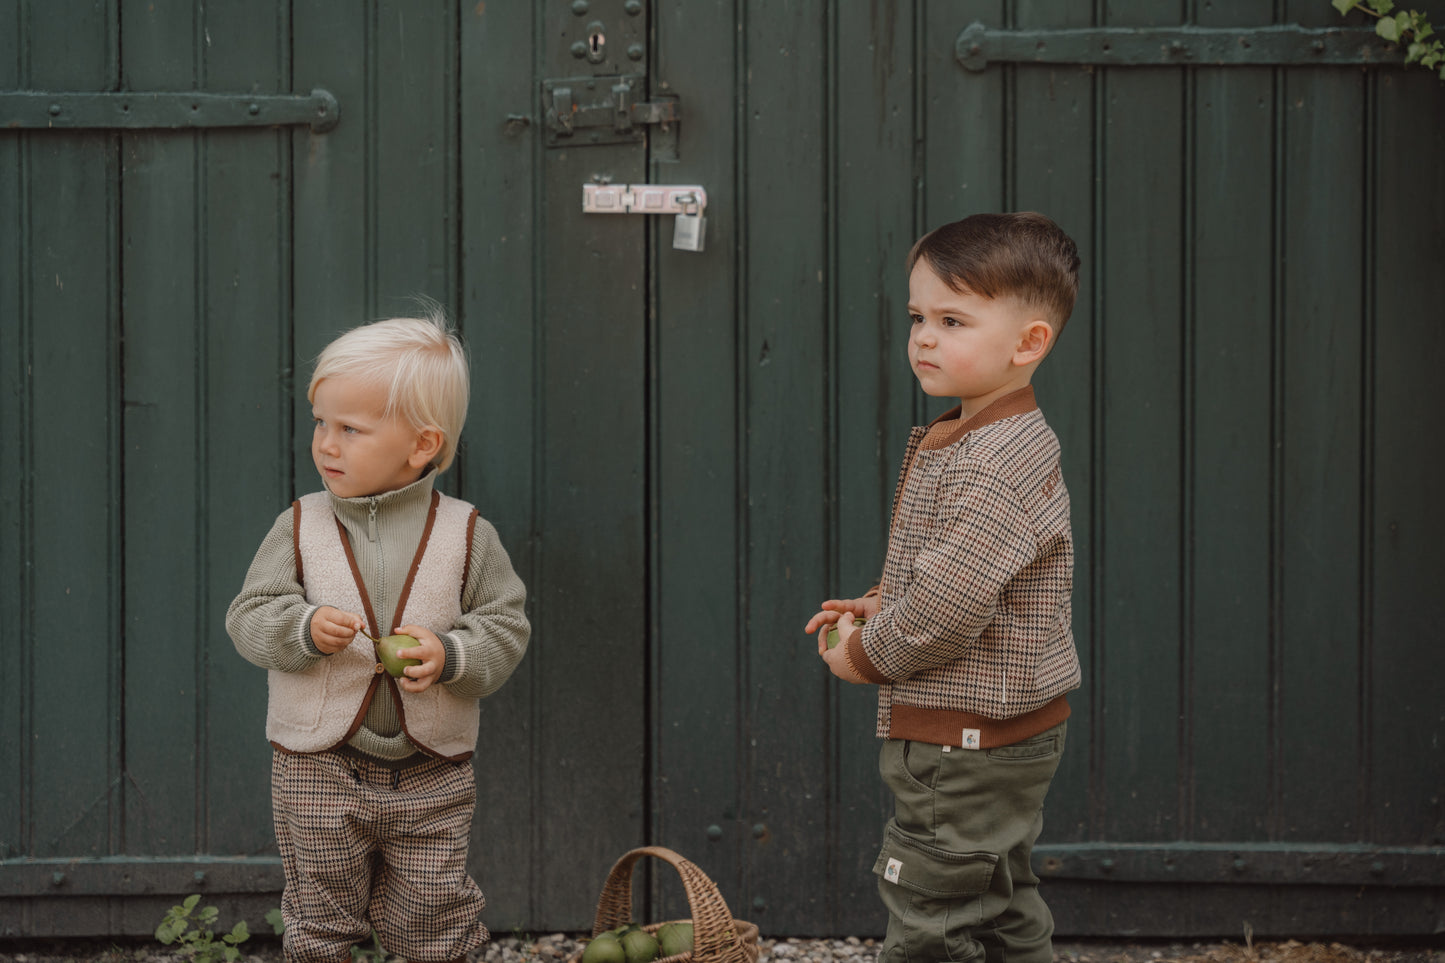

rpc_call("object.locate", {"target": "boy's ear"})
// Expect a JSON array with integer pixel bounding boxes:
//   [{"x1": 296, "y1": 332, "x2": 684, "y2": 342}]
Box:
[
  {"x1": 408, "y1": 426, "x2": 445, "y2": 468},
  {"x1": 1014, "y1": 319, "x2": 1054, "y2": 367}
]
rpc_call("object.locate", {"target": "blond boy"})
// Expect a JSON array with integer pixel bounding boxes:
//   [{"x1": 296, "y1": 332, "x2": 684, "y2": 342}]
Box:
[
  {"x1": 227, "y1": 309, "x2": 529, "y2": 963},
  {"x1": 806, "y1": 213, "x2": 1082, "y2": 963}
]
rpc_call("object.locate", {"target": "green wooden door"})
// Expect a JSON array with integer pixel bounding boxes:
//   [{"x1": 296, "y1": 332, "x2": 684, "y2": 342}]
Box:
[{"x1": 3, "y1": 0, "x2": 1443, "y2": 943}]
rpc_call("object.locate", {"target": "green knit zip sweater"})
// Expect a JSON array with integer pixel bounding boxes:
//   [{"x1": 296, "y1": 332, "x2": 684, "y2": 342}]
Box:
[{"x1": 227, "y1": 471, "x2": 530, "y2": 761}]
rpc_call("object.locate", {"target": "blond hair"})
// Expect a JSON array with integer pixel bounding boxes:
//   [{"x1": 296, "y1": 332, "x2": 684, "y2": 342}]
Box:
[{"x1": 307, "y1": 304, "x2": 469, "y2": 471}]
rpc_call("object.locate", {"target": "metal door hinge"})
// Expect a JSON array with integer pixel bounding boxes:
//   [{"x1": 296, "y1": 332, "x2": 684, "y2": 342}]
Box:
[
  {"x1": 955, "y1": 21, "x2": 1403, "y2": 71},
  {"x1": 0, "y1": 89, "x2": 339, "y2": 133},
  {"x1": 543, "y1": 74, "x2": 678, "y2": 147}
]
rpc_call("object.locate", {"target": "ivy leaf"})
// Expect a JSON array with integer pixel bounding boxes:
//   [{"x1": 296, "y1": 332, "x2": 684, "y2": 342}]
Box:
[
  {"x1": 1377, "y1": 15, "x2": 1401, "y2": 40},
  {"x1": 1331, "y1": 0, "x2": 1358, "y2": 13},
  {"x1": 1374, "y1": 0, "x2": 1397, "y2": 14}
]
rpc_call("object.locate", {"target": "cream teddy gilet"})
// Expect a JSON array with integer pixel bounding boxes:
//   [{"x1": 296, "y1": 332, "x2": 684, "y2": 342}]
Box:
[{"x1": 265, "y1": 489, "x2": 481, "y2": 760}]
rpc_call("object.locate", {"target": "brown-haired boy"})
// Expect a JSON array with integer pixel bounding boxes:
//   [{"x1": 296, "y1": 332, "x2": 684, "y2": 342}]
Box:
[{"x1": 806, "y1": 212, "x2": 1083, "y2": 963}]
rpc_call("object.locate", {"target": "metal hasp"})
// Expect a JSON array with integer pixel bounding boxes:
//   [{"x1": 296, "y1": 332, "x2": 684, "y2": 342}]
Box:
[
  {"x1": 956, "y1": 21, "x2": 1406, "y2": 71},
  {"x1": 583, "y1": 183, "x2": 706, "y2": 215},
  {"x1": 543, "y1": 73, "x2": 679, "y2": 147},
  {"x1": 0, "y1": 89, "x2": 339, "y2": 133}
]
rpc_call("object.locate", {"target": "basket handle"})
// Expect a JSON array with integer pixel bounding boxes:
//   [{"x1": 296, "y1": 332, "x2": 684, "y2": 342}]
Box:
[{"x1": 590, "y1": 846, "x2": 752, "y2": 963}]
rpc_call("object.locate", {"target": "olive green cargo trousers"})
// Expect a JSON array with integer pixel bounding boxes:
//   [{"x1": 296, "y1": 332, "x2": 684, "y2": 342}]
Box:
[{"x1": 874, "y1": 722, "x2": 1066, "y2": 963}]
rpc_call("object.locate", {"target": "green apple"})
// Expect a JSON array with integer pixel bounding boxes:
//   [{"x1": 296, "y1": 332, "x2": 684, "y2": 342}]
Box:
[
  {"x1": 656, "y1": 922, "x2": 693, "y2": 958},
  {"x1": 826, "y1": 617, "x2": 866, "y2": 649},
  {"x1": 376, "y1": 634, "x2": 422, "y2": 678}
]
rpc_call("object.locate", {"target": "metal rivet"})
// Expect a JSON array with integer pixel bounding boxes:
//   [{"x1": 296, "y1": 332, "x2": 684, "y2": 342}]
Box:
[
  {"x1": 1370, "y1": 860, "x2": 1386, "y2": 876},
  {"x1": 52, "y1": 872, "x2": 65, "y2": 886},
  {"x1": 1099, "y1": 858, "x2": 1115, "y2": 873},
  {"x1": 570, "y1": 40, "x2": 588, "y2": 59},
  {"x1": 627, "y1": 43, "x2": 644, "y2": 61},
  {"x1": 571, "y1": 0, "x2": 589, "y2": 13},
  {"x1": 624, "y1": 0, "x2": 642, "y2": 13},
  {"x1": 194, "y1": 870, "x2": 207, "y2": 883},
  {"x1": 248, "y1": 103, "x2": 260, "y2": 115},
  {"x1": 752, "y1": 823, "x2": 767, "y2": 839},
  {"x1": 48, "y1": 103, "x2": 61, "y2": 116},
  {"x1": 752, "y1": 896, "x2": 766, "y2": 911},
  {"x1": 706, "y1": 824, "x2": 722, "y2": 841},
  {"x1": 1233, "y1": 858, "x2": 1247, "y2": 873}
]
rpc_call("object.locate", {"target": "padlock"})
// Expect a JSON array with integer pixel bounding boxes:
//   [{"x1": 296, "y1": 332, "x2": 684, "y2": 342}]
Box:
[{"x1": 673, "y1": 211, "x2": 706, "y2": 252}]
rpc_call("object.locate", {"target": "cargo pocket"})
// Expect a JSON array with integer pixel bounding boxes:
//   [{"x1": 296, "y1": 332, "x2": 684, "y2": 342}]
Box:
[{"x1": 873, "y1": 821, "x2": 998, "y2": 962}]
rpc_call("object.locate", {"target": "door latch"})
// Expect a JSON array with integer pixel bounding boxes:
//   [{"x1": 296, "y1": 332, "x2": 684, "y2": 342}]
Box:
[
  {"x1": 543, "y1": 74, "x2": 679, "y2": 148},
  {"x1": 583, "y1": 183, "x2": 708, "y2": 253}
]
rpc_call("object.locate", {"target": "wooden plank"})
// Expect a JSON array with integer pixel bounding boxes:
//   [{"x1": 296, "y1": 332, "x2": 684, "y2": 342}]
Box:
[
  {"x1": 1097, "y1": 0, "x2": 1185, "y2": 842},
  {"x1": 531, "y1": 0, "x2": 649, "y2": 929},
  {"x1": 372, "y1": 2, "x2": 456, "y2": 321},
  {"x1": 1366, "y1": 59, "x2": 1445, "y2": 846},
  {"x1": 458, "y1": 0, "x2": 542, "y2": 931},
  {"x1": 649, "y1": 0, "x2": 747, "y2": 926},
  {"x1": 1010, "y1": 0, "x2": 1097, "y2": 848},
  {"x1": 291, "y1": 0, "x2": 370, "y2": 496},
  {"x1": 117, "y1": 0, "x2": 201, "y2": 859},
  {"x1": 1277, "y1": 0, "x2": 1365, "y2": 841},
  {"x1": 1186, "y1": 0, "x2": 1277, "y2": 842},
  {"x1": 825, "y1": 0, "x2": 919, "y2": 932},
  {"x1": 0, "y1": 0, "x2": 25, "y2": 863},
  {"x1": 738, "y1": 0, "x2": 831, "y2": 934},
  {"x1": 197, "y1": 0, "x2": 291, "y2": 858},
  {"x1": 22, "y1": 0, "x2": 121, "y2": 861}
]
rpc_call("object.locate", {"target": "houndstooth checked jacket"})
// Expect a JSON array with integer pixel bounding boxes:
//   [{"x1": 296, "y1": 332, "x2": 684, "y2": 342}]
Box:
[{"x1": 846, "y1": 385, "x2": 1081, "y2": 749}]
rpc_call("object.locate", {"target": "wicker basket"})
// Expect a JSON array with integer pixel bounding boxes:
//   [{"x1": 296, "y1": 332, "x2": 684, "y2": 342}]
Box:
[{"x1": 567, "y1": 846, "x2": 760, "y2": 963}]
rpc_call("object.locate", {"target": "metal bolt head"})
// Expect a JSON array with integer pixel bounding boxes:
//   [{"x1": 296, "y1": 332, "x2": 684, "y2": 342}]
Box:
[
  {"x1": 625, "y1": 0, "x2": 642, "y2": 13},
  {"x1": 572, "y1": 0, "x2": 589, "y2": 14},
  {"x1": 570, "y1": 40, "x2": 588, "y2": 59},
  {"x1": 627, "y1": 43, "x2": 644, "y2": 61}
]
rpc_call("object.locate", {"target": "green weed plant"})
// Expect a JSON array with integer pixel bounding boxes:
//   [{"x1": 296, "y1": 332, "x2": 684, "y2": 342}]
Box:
[
  {"x1": 1333, "y1": 0, "x2": 1445, "y2": 77},
  {"x1": 154, "y1": 895, "x2": 251, "y2": 963}
]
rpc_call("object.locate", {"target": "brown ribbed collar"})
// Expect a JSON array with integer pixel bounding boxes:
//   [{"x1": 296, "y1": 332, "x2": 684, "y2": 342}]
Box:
[{"x1": 919, "y1": 385, "x2": 1038, "y2": 451}]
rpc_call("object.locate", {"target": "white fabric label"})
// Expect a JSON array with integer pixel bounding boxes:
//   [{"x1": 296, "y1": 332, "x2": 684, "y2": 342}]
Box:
[
  {"x1": 961, "y1": 728, "x2": 981, "y2": 750},
  {"x1": 884, "y1": 857, "x2": 903, "y2": 883}
]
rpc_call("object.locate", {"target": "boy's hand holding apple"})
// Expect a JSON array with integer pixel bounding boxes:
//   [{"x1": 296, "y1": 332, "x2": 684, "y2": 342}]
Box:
[{"x1": 388, "y1": 625, "x2": 445, "y2": 693}]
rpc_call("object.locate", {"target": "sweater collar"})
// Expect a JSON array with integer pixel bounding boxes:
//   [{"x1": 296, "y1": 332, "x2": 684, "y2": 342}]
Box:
[
  {"x1": 920, "y1": 385, "x2": 1038, "y2": 450},
  {"x1": 323, "y1": 467, "x2": 438, "y2": 525}
]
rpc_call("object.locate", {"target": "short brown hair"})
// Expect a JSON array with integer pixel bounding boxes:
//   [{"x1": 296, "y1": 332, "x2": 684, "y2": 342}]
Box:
[{"x1": 908, "y1": 212, "x2": 1080, "y2": 334}]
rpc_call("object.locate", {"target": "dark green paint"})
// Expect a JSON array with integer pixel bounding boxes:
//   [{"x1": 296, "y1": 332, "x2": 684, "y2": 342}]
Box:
[{"x1": 3, "y1": 0, "x2": 1443, "y2": 942}]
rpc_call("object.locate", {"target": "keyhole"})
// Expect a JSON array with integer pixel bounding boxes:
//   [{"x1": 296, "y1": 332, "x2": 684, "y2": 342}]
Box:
[{"x1": 587, "y1": 28, "x2": 606, "y2": 62}]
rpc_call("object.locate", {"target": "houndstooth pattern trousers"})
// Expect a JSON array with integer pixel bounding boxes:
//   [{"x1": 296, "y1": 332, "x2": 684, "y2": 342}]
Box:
[{"x1": 271, "y1": 749, "x2": 489, "y2": 963}]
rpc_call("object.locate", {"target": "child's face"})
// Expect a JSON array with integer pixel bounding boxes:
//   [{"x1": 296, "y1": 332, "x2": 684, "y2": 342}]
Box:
[
  {"x1": 311, "y1": 374, "x2": 431, "y2": 499},
  {"x1": 907, "y1": 259, "x2": 1043, "y2": 418}
]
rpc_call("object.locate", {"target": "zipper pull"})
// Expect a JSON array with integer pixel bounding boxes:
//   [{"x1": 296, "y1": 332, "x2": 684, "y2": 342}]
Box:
[{"x1": 367, "y1": 499, "x2": 379, "y2": 542}]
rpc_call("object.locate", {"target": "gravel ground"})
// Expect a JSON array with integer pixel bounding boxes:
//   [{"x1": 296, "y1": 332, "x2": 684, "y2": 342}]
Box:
[{"x1": 2, "y1": 932, "x2": 1441, "y2": 963}]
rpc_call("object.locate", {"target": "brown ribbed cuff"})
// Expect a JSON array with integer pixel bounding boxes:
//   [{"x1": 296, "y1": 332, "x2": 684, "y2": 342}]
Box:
[
  {"x1": 843, "y1": 630, "x2": 890, "y2": 685},
  {"x1": 888, "y1": 695, "x2": 1070, "y2": 749}
]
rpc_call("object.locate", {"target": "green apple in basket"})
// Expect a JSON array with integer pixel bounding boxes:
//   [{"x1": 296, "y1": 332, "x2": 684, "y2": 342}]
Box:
[
  {"x1": 620, "y1": 928, "x2": 659, "y2": 963},
  {"x1": 826, "y1": 617, "x2": 865, "y2": 649},
  {"x1": 581, "y1": 933, "x2": 626, "y2": 963},
  {"x1": 656, "y1": 922, "x2": 693, "y2": 958}
]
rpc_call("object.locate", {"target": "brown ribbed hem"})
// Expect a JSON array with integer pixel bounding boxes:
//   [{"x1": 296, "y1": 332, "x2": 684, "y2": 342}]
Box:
[{"x1": 888, "y1": 694, "x2": 1070, "y2": 749}]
